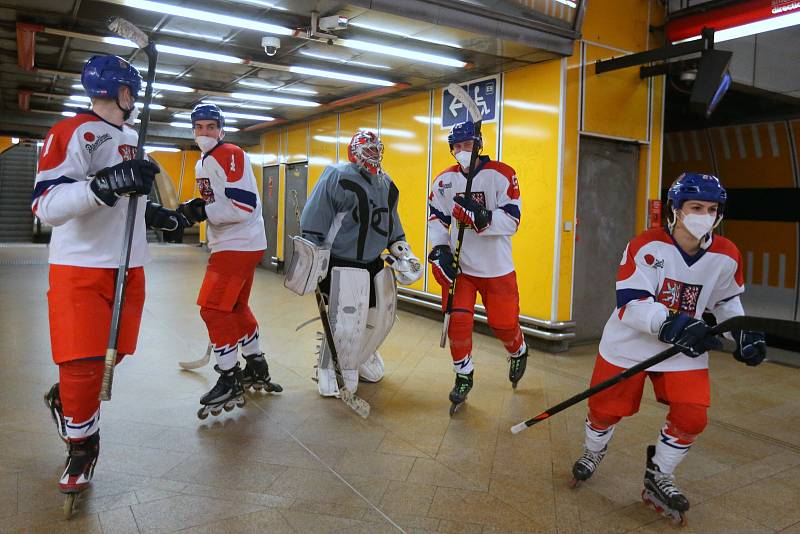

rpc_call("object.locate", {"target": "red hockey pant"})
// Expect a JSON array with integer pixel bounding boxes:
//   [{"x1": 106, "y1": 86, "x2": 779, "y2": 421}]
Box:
[{"x1": 441, "y1": 271, "x2": 524, "y2": 362}]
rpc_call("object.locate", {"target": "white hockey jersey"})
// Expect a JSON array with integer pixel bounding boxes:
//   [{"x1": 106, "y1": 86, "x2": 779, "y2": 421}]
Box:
[
  {"x1": 427, "y1": 156, "x2": 522, "y2": 278},
  {"x1": 194, "y1": 142, "x2": 267, "y2": 253},
  {"x1": 32, "y1": 111, "x2": 150, "y2": 268},
  {"x1": 600, "y1": 227, "x2": 745, "y2": 372}
]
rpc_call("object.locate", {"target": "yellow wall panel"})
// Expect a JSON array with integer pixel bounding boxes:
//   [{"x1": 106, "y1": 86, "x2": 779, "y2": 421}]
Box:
[
  {"x1": 259, "y1": 131, "x2": 280, "y2": 166},
  {"x1": 308, "y1": 115, "x2": 338, "y2": 190},
  {"x1": 380, "y1": 92, "x2": 431, "y2": 292},
  {"x1": 725, "y1": 221, "x2": 797, "y2": 289},
  {"x1": 582, "y1": 0, "x2": 649, "y2": 52},
  {"x1": 583, "y1": 44, "x2": 649, "y2": 142},
  {"x1": 710, "y1": 124, "x2": 794, "y2": 188},
  {"x1": 286, "y1": 123, "x2": 308, "y2": 164},
  {"x1": 502, "y1": 60, "x2": 562, "y2": 320},
  {"x1": 338, "y1": 105, "x2": 378, "y2": 163},
  {"x1": 0, "y1": 136, "x2": 14, "y2": 154},
  {"x1": 179, "y1": 151, "x2": 202, "y2": 201}
]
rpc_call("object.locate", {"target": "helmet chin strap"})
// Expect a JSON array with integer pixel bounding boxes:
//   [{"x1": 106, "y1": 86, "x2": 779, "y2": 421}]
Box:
[{"x1": 116, "y1": 96, "x2": 134, "y2": 121}]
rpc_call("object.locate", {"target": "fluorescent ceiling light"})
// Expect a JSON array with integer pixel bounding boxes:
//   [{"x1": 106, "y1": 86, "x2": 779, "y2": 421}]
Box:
[
  {"x1": 338, "y1": 39, "x2": 465, "y2": 67},
  {"x1": 143, "y1": 81, "x2": 194, "y2": 92},
  {"x1": 145, "y1": 145, "x2": 181, "y2": 152},
  {"x1": 160, "y1": 28, "x2": 224, "y2": 41},
  {"x1": 71, "y1": 84, "x2": 83, "y2": 90},
  {"x1": 157, "y1": 44, "x2": 243, "y2": 64},
  {"x1": 64, "y1": 102, "x2": 88, "y2": 108},
  {"x1": 103, "y1": 36, "x2": 137, "y2": 47},
  {"x1": 70, "y1": 95, "x2": 91, "y2": 102},
  {"x1": 276, "y1": 87, "x2": 318, "y2": 95},
  {"x1": 232, "y1": 0, "x2": 288, "y2": 10},
  {"x1": 222, "y1": 111, "x2": 274, "y2": 121},
  {"x1": 299, "y1": 50, "x2": 391, "y2": 70},
  {"x1": 225, "y1": 126, "x2": 240, "y2": 131},
  {"x1": 61, "y1": 111, "x2": 76, "y2": 117},
  {"x1": 674, "y1": 11, "x2": 800, "y2": 43},
  {"x1": 11, "y1": 137, "x2": 19, "y2": 144},
  {"x1": 289, "y1": 66, "x2": 394, "y2": 86},
  {"x1": 114, "y1": 0, "x2": 292, "y2": 36},
  {"x1": 239, "y1": 80, "x2": 278, "y2": 89},
  {"x1": 175, "y1": 113, "x2": 239, "y2": 123},
  {"x1": 170, "y1": 122, "x2": 193, "y2": 128},
  {"x1": 231, "y1": 92, "x2": 320, "y2": 107},
  {"x1": 134, "y1": 102, "x2": 166, "y2": 110},
  {"x1": 554, "y1": 0, "x2": 577, "y2": 8},
  {"x1": 348, "y1": 21, "x2": 462, "y2": 49},
  {"x1": 135, "y1": 65, "x2": 189, "y2": 76},
  {"x1": 202, "y1": 99, "x2": 273, "y2": 110}
]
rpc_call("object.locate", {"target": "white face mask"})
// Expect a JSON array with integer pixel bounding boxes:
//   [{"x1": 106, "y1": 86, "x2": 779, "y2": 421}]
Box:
[
  {"x1": 454, "y1": 150, "x2": 473, "y2": 171},
  {"x1": 680, "y1": 211, "x2": 716, "y2": 240},
  {"x1": 195, "y1": 135, "x2": 219, "y2": 153}
]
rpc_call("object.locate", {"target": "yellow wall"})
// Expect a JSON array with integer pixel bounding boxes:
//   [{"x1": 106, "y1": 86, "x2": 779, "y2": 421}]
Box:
[
  {"x1": 0, "y1": 136, "x2": 16, "y2": 155},
  {"x1": 257, "y1": 0, "x2": 666, "y2": 324}
]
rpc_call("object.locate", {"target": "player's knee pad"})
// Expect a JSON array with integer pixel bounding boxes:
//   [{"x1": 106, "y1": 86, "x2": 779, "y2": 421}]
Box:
[
  {"x1": 588, "y1": 409, "x2": 622, "y2": 429},
  {"x1": 666, "y1": 402, "x2": 708, "y2": 438},
  {"x1": 58, "y1": 358, "x2": 104, "y2": 439}
]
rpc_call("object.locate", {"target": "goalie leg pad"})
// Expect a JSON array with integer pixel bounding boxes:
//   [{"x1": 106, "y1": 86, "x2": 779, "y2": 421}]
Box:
[
  {"x1": 356, "y1": 267, "x2": 396, "y2": 382},
  {"x1": 359, "y1": 351, "x2": 385, "y2": 383},
  {"x1": 284, "y1": 236, "x2": 330, "y2": 296}
]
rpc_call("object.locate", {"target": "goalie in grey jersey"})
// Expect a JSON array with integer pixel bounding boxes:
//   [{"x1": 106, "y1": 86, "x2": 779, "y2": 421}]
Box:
[{"x1": 286, "y1": 130, "x2": 423, "y2": 396}]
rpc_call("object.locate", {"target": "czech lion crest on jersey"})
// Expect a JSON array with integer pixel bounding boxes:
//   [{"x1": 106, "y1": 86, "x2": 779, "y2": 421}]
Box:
[
  {"x1": 657, "y1": 278, "x2": 703, "y2": 315},
  {"x1": 197, "y1": 177, "x2": 215, "y2": 204}
]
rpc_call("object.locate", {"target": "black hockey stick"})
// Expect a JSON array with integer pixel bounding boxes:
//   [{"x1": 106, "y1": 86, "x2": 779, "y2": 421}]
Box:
[
  {"x1": 99, "y1": 18, "x2": 158, "y2": 401},
  {"x1": 314, "y1": 288, "x2": 371, "y2": 418},
  {"x1": 510, "y1": 316, "x2": 800, "y2": 434},
  {"x1": 440, "y1": 83, "x2": 483, "y2": 348}
]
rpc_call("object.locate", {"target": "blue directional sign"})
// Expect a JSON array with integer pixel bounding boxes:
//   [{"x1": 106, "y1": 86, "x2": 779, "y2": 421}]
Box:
[{"x1": 441, "y1": 76, "x2": 498, "y2": 129}]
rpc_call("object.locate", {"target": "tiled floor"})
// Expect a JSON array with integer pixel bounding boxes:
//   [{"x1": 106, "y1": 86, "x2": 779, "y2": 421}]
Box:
[{"x1": 1, "y1": 244, "x2": 799, "y2": 533}]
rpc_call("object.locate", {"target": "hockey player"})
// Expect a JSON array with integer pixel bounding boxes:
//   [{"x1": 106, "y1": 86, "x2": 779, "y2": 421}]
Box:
[
  {"x1": 36, "y1": 55, "x2": 184, "y2": 506},
  {"x1": 569, "y1": 172, "x2": 766, "y2": 524},
  {"x1": 287, "y1": 130, "x2": 422, "y2": 396},
  {"x1": 177, "y1": 104, "x2": 281, "y2": 420},
  {"x1": 427, "y1": 121, "x2": 527, "y2": 412}
]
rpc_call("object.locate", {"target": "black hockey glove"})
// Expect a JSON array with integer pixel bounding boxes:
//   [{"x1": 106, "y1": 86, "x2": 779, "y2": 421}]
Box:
[
  {"x1": 731, "y1": 330, "x2": 766, "y2": 366},
  {"x1": 427, "y1": 245, "x2": 457, "y2": 287},
  {"x1": 452, "y1": 195, "x2": 492, "y2": 233},
  {"x1": 658, "y1": 313, "x2": 718, "y2": 358},
  {"x1": 90, "y1": 159, "x2": 159, "y2": 207},
  {"x1": 177, "y1": 198, "x2": 208, "y2": 224},
  {"x1": 145, "y1": 201, "x2": 189, "y2": 231}
]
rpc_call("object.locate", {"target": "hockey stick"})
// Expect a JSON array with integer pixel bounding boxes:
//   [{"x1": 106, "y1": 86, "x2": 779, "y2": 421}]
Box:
[
  {"x1": 315, "y1": 288, "x2": 371, "y2": 418},
  {"x1": 440, "y1": 83, "x2": 483, "y2": 348},
  {"x1": 178, "y1": 342, "x2": 212, "y2": 370},
  {"x1": 99, "y1": 18, "x2": 158, "y2": 401},
  {"x1": 510, "y1": 316, "x2": 800, "y2": 434}
]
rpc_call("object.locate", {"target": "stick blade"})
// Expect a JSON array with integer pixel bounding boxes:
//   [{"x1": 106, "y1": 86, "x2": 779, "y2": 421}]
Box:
[
  {"x1": 446, "y1": 83, "x2": 481, "y2": 124},
  {"x1": 107, "y1": 17, "x2": 149, "y2": 48},
  {"x1": 340, "y1": 388, "x2": 370, "y2": 418},
  {"x1": 720, "y1": 316, "x2": 800, "y2": 341}
]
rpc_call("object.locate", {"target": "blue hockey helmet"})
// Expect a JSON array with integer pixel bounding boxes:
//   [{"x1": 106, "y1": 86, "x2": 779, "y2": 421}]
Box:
[
  {"x1": 191, "y1": 103, "x2": 225, "y2": 128},
  {"x1": 447, "y1": 121, "x2": 482, "y2": 150},
  {"x1": 667, "y1": 172, "x2": 727, "y2": 210},
  {"x1": 81, "y1": 55, "x2": 142, "y2": 101}
]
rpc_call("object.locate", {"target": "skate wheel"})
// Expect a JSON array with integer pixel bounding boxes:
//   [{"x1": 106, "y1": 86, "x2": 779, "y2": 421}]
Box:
[
  {"x1": 63, "y1": 493, "x2": 76, "y2": 519},
  {"x1": 512, "y1": 381, "x2": 518, "y2": 389},
  {"x1": 269, "y1": 382, "x2": 283, "y2": 393},
  {"x1": 210, "y1": 408, "x2": 222, "y2": 416},
  {"x1": 252, "y1": 383, "x2": 263, "y2": 391},
  {"x1": 223, "y1": 403, "x2": 234, "y2": 412},
  {"x1": 197, "y1": 407, "x2": 209, "y2": 420},
  {"x1": 236, "y1": 397, "x2": 246, "y2": 407},
  {"x1": 449, "y1": 402, "x2": 462, "y2": 417}
]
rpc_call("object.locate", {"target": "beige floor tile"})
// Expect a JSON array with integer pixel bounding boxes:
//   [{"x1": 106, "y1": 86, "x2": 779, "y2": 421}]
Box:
[
  {"x1": 376, "y1": 480, "x2": 437, "y2": 517},
  {"x1": 179, "y1": 508, "x2": 296, "y2": 534},
  {"x1": 266, "y1": 467, "x2": 387, "y2": 507},
  {"x1": 362, "y1": 508, "x2": 441, "y2": 531},
  {"x1": 97, "y1": 505, "x2": 140, "y2": 534},
  {"x1": 278, "y1": 509, "x2": 397, "y2": 534},
  {"x1": 407, "y1": 457, "x2": 486, "y2": 491},
  {"x1": 333, "y1": 449, "x2": 416, "y2": 481},
  {"x1": 160, "y1": 453, "x2": 286, "y2": 494},
  {"x1": 130, "y1": 493, "x2": 264, "y2": 533},
  {"x1": 0, "y1": 473, "x2": 17, "y2": 519},
  {"x1": 428, "y1": 486, "x2": 540, "y2": 531}
]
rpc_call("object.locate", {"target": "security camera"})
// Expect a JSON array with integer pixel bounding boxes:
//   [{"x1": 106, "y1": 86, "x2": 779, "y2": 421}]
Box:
[{"x1": 262, "y1": 36, "x2": 280, "y2": 56}]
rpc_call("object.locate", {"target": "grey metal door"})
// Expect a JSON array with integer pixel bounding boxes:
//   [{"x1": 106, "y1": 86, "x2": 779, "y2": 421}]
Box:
[
  {"x1": 572, "y1": 137, "x2": 639, "y2": 342},
  {"x1": 261, "y1": 164, "x2": 280, "y2": 271},
  {"x1": 283, "y1": 162, "x2": 308, "y2": 269}
]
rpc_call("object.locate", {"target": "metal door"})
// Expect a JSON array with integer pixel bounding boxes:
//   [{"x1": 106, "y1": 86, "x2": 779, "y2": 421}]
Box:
[
  {"x1": 572, "y1": 137, "x2": 639, "y2": 342},
  {"x1": 261, "y1": 164, "x2": 280, "y2": 270},
  {"x1": 283, "y1": 162, "x2": 308, "y2": 269}
]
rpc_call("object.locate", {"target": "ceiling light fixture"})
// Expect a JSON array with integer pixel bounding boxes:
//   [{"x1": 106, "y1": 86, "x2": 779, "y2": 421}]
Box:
[
  {"x1": 239, "y1": 80, "x2": 279, "y2": 89},
  {"x1": 337, "y1": 39, "x2": 465, "y2": 67},
  {"x1": 231, "y1": 0, "x2": 288, "y2": 10},
  {"x1": 61, "y1": 111, "x2": 77, "y2": 117},
  {"x1": 276, "y1": 87, "x2": 318, "y2": 95},
  {"x1": 231, "y1": 92, "x2": 321, "y2": 107},
  {"x1": 673, "y1": 11, "x2": 800, "y2": 43},
  {"x1": 299, "y1": 50, "x2": 391, "y2": 70},
  {"x1": 145, "y1": 145, "x2": 181, "y2": 152},
  {"x1": 289, "y1": 65, "x2": 394, "y2": 86},
  {"x1": 347, "y1": 20, "x2": 462, "y2": 49},
  {"x1": 160, "y1": 28, "x2": 225, "y2": 41},
  {"x1": 142, "y1": 81, "x2": 194, "y2": 92},
  {"x1": 111, "y1": 0, "x2": 293, "y2": 35},
  {"x1": 202, "y1": 100, "x2": 273, "y2": 110}
]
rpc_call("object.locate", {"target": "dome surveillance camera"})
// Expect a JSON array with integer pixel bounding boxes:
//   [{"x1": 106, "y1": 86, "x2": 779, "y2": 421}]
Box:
[{"x1": 262, "y1": 36, "x2": 280, "y2": 56}]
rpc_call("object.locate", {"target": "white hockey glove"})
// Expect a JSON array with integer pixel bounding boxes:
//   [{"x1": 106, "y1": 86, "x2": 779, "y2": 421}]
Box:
[{"x1": 383, "y1": 240, "x2": 422, "y2": 285}]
